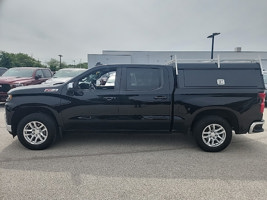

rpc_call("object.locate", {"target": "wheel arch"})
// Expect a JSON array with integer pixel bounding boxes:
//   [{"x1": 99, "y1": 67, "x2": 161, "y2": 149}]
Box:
[
  {"x1": 191, "y1": 108, "x2": 239, "y2": 133},
  {"x1": 11, "y1": 106, "x2": 61, "y2": 136}
]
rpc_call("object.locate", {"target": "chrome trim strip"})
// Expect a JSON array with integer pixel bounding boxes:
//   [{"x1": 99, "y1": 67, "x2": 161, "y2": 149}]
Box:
[
  {"x1": 249, "y1": 121, "x2": 264, "y2": 134},
  {"x1": 6, "y1": 125, "x2": 12, "y2": 132}
]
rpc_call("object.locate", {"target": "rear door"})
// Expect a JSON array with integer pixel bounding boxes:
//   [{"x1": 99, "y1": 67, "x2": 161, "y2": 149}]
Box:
[{"x1": 118, "y1": 66, "x2": 172, "y2": 131}]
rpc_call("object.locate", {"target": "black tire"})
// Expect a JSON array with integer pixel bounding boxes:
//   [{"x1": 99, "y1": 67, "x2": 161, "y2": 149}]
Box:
[
  {"x1": 193, "y1": 116, "x2": 232, "y2": 152},
  {"x1": 17, "y1": 113, "x2": 57, "y2": 150}
]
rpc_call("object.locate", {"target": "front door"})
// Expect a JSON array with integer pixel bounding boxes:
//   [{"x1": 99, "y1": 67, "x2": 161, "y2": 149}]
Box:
[{"x1": 60, "y1": 66, "x2": 121, "y2": 131}]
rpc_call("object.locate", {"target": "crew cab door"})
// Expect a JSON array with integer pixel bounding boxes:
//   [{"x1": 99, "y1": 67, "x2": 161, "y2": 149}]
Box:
[
  {"x1": 118, "y1": 66, "x2": 172, "y2": 131},
  {"x1": 60, "y1": 66, "x2": 121, "y2": 131}
]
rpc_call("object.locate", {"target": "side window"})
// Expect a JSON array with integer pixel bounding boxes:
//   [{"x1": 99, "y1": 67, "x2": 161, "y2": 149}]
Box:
[
  {"x1": 35, "y1": 70, "x2": 44, "y2": 78},
  {"x1": 42, "y1": 69, "x2": 52, "y2": 78},
  {"x1": 126, "y1": 68, "x2": 162, "y2": 91},
  {"x1": 77, "y1": 68, "x2": 116, "y2": 90}
]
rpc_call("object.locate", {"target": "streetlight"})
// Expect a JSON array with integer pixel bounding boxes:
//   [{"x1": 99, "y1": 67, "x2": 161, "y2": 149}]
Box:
[
  {"x1": 207, "y1": 33, "x2": 220, "y2": 59},
  {"x1": 58, "y1": 54, "x2": 63, "y2": 68}
]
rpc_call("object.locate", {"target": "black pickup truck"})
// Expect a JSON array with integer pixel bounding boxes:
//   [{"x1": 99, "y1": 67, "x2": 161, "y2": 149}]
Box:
[{"x1": 5, "y1": 61, "x2": 266, "y2": 152}]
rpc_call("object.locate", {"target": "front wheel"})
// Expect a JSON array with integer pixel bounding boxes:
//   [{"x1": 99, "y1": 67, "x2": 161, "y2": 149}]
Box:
[
  {"x1": 17, "y1": 113, "x2": 57, "y2": 150},
  {"x1": 193, "y1": 116, "x2": 232, "y2": 152}
]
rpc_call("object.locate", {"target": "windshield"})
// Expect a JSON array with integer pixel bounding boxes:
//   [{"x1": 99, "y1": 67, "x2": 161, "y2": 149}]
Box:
[
  {"x1": 53, "y1": 69, "x2": 86, "y2": 78},
  {"x1": 2, "y1": 68, "x2": 35, "y2": 77}
]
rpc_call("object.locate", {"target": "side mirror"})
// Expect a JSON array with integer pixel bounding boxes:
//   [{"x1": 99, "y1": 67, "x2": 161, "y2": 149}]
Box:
[
  {"x1": 67, "y1": 82, "x2": 84, "y2": 96},
  {"x1": 67, "y1": 82, "x2": 75, "y2": 96},
  {"x1": 35, "y1": 75, "x2": 42, "y2": 80},
  {"x1": 67, "y1": 82, "x2": 74, "y2": 90}
]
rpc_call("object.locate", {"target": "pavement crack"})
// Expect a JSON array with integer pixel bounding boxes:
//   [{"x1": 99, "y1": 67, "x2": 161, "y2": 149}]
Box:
[{"x1": 0, "y1": 147, "x2": 188, "y2": 163}]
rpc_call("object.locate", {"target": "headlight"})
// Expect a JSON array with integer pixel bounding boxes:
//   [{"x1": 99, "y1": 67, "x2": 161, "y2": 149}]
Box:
[{"x1": 7, "y1": 94, "x2": 12, "y2": 101}]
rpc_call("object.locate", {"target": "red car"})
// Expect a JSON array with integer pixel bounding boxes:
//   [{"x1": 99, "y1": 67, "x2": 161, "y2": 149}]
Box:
[{"x1": 0, "y1": 67, "x2": 52, "y2": 101}]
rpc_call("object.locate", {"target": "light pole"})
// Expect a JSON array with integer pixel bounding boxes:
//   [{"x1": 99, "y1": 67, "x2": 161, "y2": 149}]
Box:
[
  {"x1": 207, "y1": 33, "x2": 220, "y2": 59},
  {"x1": 58, "y1": 54, "x2": 63, "y2": 68}
]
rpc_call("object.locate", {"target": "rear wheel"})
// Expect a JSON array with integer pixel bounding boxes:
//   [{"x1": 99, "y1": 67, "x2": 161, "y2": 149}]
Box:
[
  {"x1": 17, "y1": 113, "x2": 57, "y2": 150},
  {"x1": 193, "y1": 116, "x2": 232, "y2": 152}
]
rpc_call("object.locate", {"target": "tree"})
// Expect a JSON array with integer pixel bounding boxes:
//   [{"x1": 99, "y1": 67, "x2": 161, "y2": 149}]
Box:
[
  {"x1": 0, "y1": 52, "x2": 13, "y2": 68},
  {"x1": 0, "y1": 51, "x2": 88, "y2": 71},
  {"x1": 46, "y1": 59, "x2": 59, "y2": 72},
  {"x1": 13, "y1": 53, "x2": 44, "y2": 67},
  {"x1": 0, "y1": 51, "x2": 46, "y2": 68},
  {"x1": 46, "y1": 58, "x2": 67, "y2": 72},
  {"x1": 76, "y1": 63, "x2": 88, "y2": 69}
]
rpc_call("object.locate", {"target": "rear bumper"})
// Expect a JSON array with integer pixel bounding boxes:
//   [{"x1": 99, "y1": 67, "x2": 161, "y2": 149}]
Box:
[
  {"x1": 6, "y1": 124, "x2": 12, "y2": 133},
  {"x1": 249, "y1": 120, "x2": 264, "y2": 134}
]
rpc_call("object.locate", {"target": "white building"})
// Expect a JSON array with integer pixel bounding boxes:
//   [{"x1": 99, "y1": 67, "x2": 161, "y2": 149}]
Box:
[{"x1": 88, "y1": 49, "x2": 267, "y2": 70}]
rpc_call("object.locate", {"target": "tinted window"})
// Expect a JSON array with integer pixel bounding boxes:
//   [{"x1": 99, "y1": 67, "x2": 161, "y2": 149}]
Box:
[
  {"x1": 36, "y1": 70, "x2": 44, "y2": 78},
  {"x1": 96, "y1": 71, "x2": 116, "y2": 87},
  {"x1": 126, "y1": 68, "x2": 162, "y2": 91},
  {"x1": 42, "y1": 69, "x2": 52, "y2": 78},
  {"x1": 2, "y1": 68, "x2": 35, "y2": 77},
  {"x1": 77, "y1": 68, "x2": 116, "y2": 90}
]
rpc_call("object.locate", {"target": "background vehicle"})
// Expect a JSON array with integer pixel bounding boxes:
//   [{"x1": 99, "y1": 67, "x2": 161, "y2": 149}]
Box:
[
  {"x1": 0, "y1": 67, "x2": 7, "y2": 76},
  {"x1": 263, "y1": 72, "x2": 267, "y2": 105},
  {"x1": 0, "y1": 67, "x2": 52, "y2": 101},
  {"x1": 5, "y1": 61, "x2": 265, "y2": 152},
  {"x1": 43, "y1": 68, "x2": 86, "y2": 85}
]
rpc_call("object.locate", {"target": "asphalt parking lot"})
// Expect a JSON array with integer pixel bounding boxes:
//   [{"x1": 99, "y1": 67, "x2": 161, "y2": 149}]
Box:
[{"x1": 1, "y1": 104, "x2": 267, "y2": 200}]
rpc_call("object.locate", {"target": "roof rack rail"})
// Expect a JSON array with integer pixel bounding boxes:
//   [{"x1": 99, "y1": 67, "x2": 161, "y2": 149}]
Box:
[{"x1": 167, "y1": 55, "x2": 262, "y2": 75}]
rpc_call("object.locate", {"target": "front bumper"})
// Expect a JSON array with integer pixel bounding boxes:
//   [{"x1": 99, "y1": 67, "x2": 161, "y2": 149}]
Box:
[
  {"x1": 0, "y1": 93, "x2": 8, "y2": 102},
  {"x1": 249, "y1": 120, "x2": 265, "y2": 134},
  {"x1": 5, "y1": 101, "x2": 16, "y2": 136}
]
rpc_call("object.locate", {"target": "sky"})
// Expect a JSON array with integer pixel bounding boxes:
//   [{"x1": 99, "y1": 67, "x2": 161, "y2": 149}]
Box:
[{"x1": 0, "y1": 0, "x2": 267, "y2": 64}]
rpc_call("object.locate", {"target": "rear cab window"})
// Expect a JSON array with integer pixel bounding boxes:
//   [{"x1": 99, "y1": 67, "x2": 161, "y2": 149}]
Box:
[{"x1": 125, "y1": 67, "x2": 163, "y2": 91}]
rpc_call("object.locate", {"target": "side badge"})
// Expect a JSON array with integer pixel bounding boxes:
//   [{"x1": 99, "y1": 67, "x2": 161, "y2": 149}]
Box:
[
  {"x1": 44, "y1": 89, "x2": 58, "y2": 92},
  {"x1": 217, "y1": 79, "x2": 225, "y2": 86}
]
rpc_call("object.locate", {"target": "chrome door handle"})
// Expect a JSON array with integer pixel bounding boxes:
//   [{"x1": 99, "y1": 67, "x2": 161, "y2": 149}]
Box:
[
  {"x1": 154, "y1": 96, "x2": 167, "y2": 100},
  {"x1": 103, "y1": 97, "x2": 116, "y2": 101}
]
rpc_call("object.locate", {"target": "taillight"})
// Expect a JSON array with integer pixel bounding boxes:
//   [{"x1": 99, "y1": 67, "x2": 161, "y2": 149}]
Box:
[{"x1": 258, "y1": 93, "x2": 265, "y2": 113}]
